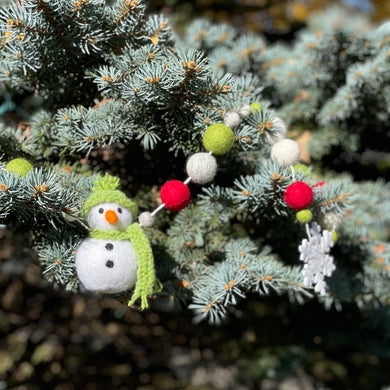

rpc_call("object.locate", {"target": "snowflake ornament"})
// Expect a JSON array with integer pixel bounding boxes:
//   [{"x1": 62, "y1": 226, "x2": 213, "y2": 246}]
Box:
[{"x1": 298, "y1": 222, "x2": 336, "y2": 295}]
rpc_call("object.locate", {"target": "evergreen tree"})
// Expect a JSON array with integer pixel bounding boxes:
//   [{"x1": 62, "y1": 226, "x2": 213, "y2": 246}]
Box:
[{"x1": 1, "y1": 1, "x2": 389, "y2": 386}]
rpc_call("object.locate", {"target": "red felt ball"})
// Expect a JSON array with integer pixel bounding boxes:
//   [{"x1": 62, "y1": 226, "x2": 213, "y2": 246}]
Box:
[
  {"x1": 160, "y1": 180, "x2": 191, "y2": 212},
  {"x1": 284, "y1": 181, "x2": 313, "y2": 211}
]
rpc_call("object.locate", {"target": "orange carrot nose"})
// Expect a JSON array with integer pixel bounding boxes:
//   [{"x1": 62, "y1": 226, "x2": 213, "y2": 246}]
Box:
[{"x1": 105, "y1": 210, "x2": 118, "y2": 224}]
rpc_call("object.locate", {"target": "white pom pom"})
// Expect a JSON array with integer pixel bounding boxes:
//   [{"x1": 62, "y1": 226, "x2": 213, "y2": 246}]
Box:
[
  {"x1": 223, "y1": 111, "x2": 241, "y2": 129},
  {"x1": 270, "y1": 139, "x2": 300, "y2": 166},
  {"x1": 236, "y1": 104, "x2": 252, "y2": 119},
  {"x1": 139, "y1": 211, "x2": 155, "y2": 228},
  {"x1": 263, "y1": 117, "x2": 287, "y2": 145},
  {"x1": 319, "y1": 212, "x2": 344, "y2": 231},
  {"x1": 186, "y1": 152, "x2": 217, "y2": 184}
]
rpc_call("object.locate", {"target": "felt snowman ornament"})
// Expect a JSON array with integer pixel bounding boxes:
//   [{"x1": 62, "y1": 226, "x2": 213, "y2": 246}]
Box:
[{"x1": 75, "y1": 174, "x2": 157, "y2": 309}]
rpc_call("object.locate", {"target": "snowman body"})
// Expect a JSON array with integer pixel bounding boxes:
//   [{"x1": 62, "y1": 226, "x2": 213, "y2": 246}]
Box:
[
  {"x1": 76, "y1": 237, "x2": 138, "y2": 294},
  {"x1": 76, "y1": 201, "x2": 139, "y2": 294}
]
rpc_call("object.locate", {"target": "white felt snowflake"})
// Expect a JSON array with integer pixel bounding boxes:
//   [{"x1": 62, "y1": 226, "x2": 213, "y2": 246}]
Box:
[{"x1": 298, "y1": 222, "x2": 336, "y2": 295}]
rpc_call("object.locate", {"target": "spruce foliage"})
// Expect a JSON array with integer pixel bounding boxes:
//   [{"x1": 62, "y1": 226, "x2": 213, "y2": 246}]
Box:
[{"x1": 0, "y1": 0, "x2": 389, "y2": 337}]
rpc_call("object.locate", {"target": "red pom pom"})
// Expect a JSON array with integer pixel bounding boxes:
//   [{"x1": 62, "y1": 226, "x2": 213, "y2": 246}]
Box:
[
  {"x1": 284, "y1": 181, "x2": 313, "y2": 211},
  {"x1": 160, "y1": 180, "x2": 191, "y2": 212}
]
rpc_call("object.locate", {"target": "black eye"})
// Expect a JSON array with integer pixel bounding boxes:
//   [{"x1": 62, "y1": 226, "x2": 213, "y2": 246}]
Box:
[
  {"x1": 118, "y1": 207, "x2": 122, "y2": 214},
  {"x1": 98, "y1": 208, "x2": 104, "y2": 214}
]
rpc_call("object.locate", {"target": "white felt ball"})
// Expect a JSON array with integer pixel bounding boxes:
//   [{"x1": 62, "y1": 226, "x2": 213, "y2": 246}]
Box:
[
  {"x1": 263, "y1": 117, "x2": 288, "y2": 145},
  {"x1": 87, "y1": 202, "x2": 133, "y2": 231},
  {"x1": 76, "y1": 238, "x2": 138, "y2": 294},
  {"x1": 270, "y1": 139, "x2": 300, "y2": 166},
  {"x1": 223, "y1": 111, "x2": 241, "y2": 129},
  {"x1": 139, "y1": 211, "x2": 155, "y2": 228},
  {"x1": 186, "y1": 152, "x2": 218, "y2": 184},
  {"x1": 237, "y1": 104, "x2": 252, "y2": 119},
  {"x1": 319, "y1": 211, "x2": 344, "y2": 231}
]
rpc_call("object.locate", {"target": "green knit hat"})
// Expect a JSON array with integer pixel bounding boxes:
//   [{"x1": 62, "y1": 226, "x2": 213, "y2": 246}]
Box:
[{"x1": 83, "y1": 174, "x2": 138, "y2": 218}]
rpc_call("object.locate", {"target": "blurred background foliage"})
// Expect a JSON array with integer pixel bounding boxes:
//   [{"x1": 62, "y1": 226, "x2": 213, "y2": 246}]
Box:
[
  {"x1": 2, "y1": 226, "x2": 390, "y2": 390},
  {"x1": 148, "y1": 0, "x2": 390, "y2": 38},
  {"x1": 1, "y1": 0, "x2": 390, "y2": 389}
]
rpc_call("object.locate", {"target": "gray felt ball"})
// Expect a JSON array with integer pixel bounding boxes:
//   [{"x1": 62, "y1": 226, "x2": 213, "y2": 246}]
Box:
[
  {"x1": 263, "y1": 117, "x2": 288, "y2": 145},
  {"x1": 186, "y1": 152, "x2": 218, "y2": 184},
  {"x1": 270, "y1": 139, "x2": 300, "y2": 167},
  {"x1": 237, "y1": 104, "x2": 252, "y2": 119},
  {"x1": 139, "y1": 211, "x2": 155, "y2": 228},
  {"x1": 223, "y1": 111, "x2": 241, "y2": 129}
]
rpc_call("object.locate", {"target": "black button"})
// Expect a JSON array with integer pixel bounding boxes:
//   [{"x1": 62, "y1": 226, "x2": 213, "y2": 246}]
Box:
[
  {"x1": 105, "y1": 243, "x2": 114, "y2": 250},
  {"x1": 105, "y1": 260, "x2": 114, "y2": 268}
]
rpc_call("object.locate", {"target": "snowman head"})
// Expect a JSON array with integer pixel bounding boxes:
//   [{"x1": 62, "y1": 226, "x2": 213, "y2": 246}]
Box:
[
  {"x1": 87, "y1": 202, "x2": 134, "y2": 230},
  {"x1": 83, "y1": 174, "x2": 138, "y2": 230}
]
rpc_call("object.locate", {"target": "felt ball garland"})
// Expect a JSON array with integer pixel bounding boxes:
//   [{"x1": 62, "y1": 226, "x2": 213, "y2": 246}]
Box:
[
  {"x1": 139, "y1": 115, "x2": 240, "y2": 226},
  {"x1": 138, "y1": 101, "x2": 330, "y2": 240},
  {"x1": 139, "y1": 100, "x2": 342, "y2": 263}
]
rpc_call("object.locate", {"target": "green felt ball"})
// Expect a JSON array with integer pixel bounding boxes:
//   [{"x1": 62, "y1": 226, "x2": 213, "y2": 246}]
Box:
[
  {"x1": 202, "y1": 123, "x2": 234, "y2": 155},
  {"x1": 293, "y1": 163, "x2": 311, "y2": 178},
  {"x1": 6, "y1": 158, "x2": 33, "y2": 177},
  {"x1": 296, "y1": 209, "x2": 312, "y2": 224},
  {"x1": 331, "y1": 231, "x2": 338, "y2": 242},
  {"x1": 250, "y1": 102, "x2": 261, "y2": 114}
]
